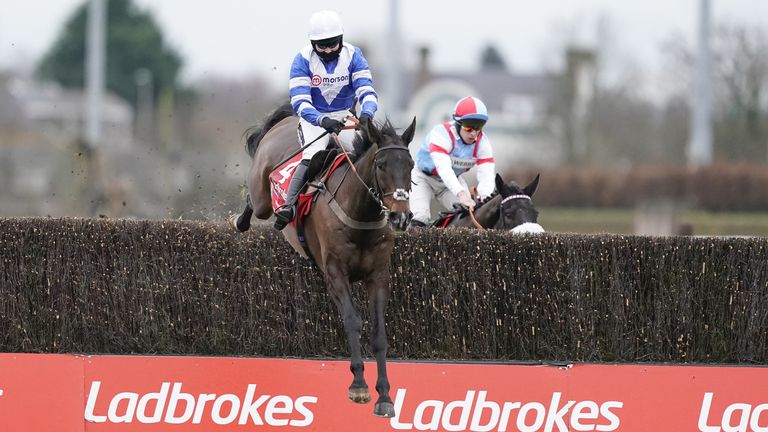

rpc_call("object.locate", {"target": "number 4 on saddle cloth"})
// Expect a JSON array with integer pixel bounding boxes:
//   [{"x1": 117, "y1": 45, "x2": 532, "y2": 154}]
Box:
[{"x1": 268, "y1": 148, "x2": 347, "y2": 230}]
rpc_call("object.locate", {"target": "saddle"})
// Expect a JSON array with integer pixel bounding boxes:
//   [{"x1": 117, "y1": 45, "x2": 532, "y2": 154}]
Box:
[
  {"x1": 432, "y1": 204, "x2": 470, "y2": 228},
  {"x1": 305, "y1": 149, "x2": 341, "y2": 192},
  {"x1": 268, "y1": 148, "x2": 347, "y2": 228}
]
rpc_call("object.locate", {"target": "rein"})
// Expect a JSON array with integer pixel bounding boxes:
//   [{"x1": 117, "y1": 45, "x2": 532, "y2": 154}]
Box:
[
  {"x1": 463, "y1": 193, "x2": 532, "y2": 230},
  {"x1": 468, "y1": 207, "x2": 484, "y2": 229},
  {"x1": 325, "y1": 135, "x2": 411, "y2": 230},
  {"x1": 274, "y1": 115, "x2": 359, "y2": 169}
]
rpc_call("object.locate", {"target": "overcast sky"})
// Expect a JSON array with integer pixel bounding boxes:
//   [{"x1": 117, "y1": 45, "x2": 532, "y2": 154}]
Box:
[{"x1": 1, "y1": 0, "x2": 767, "y2": 90}]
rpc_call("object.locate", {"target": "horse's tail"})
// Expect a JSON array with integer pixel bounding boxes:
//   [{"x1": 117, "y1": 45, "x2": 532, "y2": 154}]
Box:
[{"x1": 243, "y1": 101, "x2": 294, "y2": 158}]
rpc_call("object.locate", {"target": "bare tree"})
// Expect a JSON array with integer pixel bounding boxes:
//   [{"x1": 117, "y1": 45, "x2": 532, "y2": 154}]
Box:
[
  {"x1": 713, "y1": 24, "x2": 768, "y2": 161},
  {"x1": 541, "y1": 14, "x2": 672, "y2": 165},
  {"x1": 661, "y1": 23, "x2": 768, "y2": 162}
]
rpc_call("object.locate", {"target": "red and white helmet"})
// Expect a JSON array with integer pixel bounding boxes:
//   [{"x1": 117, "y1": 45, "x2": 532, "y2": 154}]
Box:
[{"x1": 452, "y1": 96, "x2": 489, "y2": 123}]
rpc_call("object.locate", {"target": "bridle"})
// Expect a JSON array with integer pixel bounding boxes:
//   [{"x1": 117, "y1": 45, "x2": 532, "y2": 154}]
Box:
[
  {"x1": 497, "y1": 194, "x2": 532, "y2": 229},
  {"x1": 327, "y1": 136, "x2": 412, "y2": 229},
  {"x1": 371, "y1": 146, "x2": 412, "y2": 203}
]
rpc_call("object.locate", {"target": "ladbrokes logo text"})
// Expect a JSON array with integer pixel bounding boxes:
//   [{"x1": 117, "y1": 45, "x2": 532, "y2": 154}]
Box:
[
  {"x1": 390, "y1": 389, "x2": 623, "y2": 432},
  {"x1": 84, "y1": 381, "x2": 317, "y2": 426}
]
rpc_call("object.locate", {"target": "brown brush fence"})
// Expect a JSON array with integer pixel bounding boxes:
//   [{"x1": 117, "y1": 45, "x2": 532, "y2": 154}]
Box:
[{"x1": 1, "y1": 218, "x2": 767, "y2": 364}]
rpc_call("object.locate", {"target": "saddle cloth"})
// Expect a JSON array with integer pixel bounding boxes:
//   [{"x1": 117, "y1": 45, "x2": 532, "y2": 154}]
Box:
[
  {"x1": 268, "y1": 151, "x2": 348, "y2": 227},
  {"x1": 268, "y1": 154, "x2": 302, "y2": 211}
]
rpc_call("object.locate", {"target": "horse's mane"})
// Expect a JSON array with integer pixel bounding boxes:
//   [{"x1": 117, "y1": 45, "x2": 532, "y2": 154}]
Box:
[
  {"x1": 437, "y1": 192, "x2": 499, "y2": 222},
  {"x1": 243, "y1": 102, "x2": 294, "y2": 157},
  {"x1": 345, "y1": 118, "x2": 407, "y2": 185},
  {"x1": 476, "y1": 180, "x2": 528, "y2": 208},
  {"x1": 474, "y1": 190, "x2": 500, "y2": 211},
  {"x1": 441, "y1": 180, "x2": 525, "y2": 218},
  {"x1": 351, "y1": 118, "x2": 400, "y2": 159}
]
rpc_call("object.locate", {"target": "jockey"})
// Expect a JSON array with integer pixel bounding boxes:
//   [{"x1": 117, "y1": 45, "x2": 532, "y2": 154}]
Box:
[
  {"x1": 409, "y1": 96, "x2": 496, "y2": 227},
  {"x1": 274, "y1": 10, "x2": 379, "y2": 230}
]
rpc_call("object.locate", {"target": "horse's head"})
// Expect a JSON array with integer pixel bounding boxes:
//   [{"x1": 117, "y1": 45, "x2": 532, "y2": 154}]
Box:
[
  {"x1": 356, "y1": 116, "x2": 416, "y2": 231},
  {"x1": 495, "y1": 173, "x2": 543, "y2": 232}
]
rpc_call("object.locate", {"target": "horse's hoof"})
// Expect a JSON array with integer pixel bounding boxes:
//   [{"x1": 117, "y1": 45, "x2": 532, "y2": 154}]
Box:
[
  {"x1": 373, "y1": 401, "x2": 396, "y2": 417},
  {"x1": 348, "y1": 387, "x2": 371, "y2": 404},
  {"x1": 229, "y1": 214, "x2": 249, "y2": 232}
]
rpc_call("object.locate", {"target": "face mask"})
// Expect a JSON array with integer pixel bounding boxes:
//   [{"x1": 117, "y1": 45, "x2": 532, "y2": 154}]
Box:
[
  {"x1": 312, "y1": 36, "x2": 343, "y2": 62},
  {"x1": 315, "y1": 48, "x2": 341, "y2": 62}
]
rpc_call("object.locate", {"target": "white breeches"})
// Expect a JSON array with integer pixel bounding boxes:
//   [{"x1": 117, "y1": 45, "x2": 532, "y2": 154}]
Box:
[
  {"x1": 409, "y1": 168, "x2": 469, "y2": 225},
  {"x1": 297, "y1": 110, "x2": 357, "y2": 161}
]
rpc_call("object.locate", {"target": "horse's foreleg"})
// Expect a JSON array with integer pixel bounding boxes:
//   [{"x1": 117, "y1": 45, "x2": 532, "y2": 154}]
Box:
[
  {"x1": 325, "y1": 263, "x2": 370, "y2": 404},
  {"x1": 367, "y1": 271, "x2": 394, "y2": 417},
  {"x1": 232, "y1": 194, "x2": 253, "y2": 232}
]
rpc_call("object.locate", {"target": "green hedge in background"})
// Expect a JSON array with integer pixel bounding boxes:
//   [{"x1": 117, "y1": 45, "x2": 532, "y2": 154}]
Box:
[{"x1": 1, "y1": 218, "x2": 766, "y2": 364}]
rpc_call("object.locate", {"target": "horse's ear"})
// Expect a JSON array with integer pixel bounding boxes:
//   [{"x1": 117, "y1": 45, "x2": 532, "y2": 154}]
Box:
[
  {"x1": 495, "y1": 173, "x2": 506, "y2": 193},
  {"x1": 359, "y1": 115, "x2": 381, "y2": 145},
  {"x1": 400, "y1": 117, "x2": 417, "y2": 145},
  {"x1": 523, "y1": 173, "x2": 540, "y2": 197}
]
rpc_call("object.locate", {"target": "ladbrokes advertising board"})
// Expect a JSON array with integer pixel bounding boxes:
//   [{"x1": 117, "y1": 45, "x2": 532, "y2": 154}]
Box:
[{"x1": 0, "y1": 354, "x2": 766, "y2": 431}]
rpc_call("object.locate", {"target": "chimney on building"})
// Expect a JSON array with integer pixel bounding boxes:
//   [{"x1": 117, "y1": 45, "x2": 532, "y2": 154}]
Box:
[
  {"x1": 563, "y1": 47, "x2": 597, "y2": 162},
  {"x1": 416, "y1": 46, "x2": 431, "y2": 90}
]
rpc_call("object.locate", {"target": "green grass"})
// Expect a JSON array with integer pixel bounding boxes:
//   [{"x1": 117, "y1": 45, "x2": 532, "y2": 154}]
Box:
[{"x1": 538, "y1": 207, "x2": 768, "y2": 236}]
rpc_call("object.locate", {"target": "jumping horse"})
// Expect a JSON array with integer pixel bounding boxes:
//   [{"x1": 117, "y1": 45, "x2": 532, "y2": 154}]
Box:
[
  {"x1": 434, "y1": 173, "x2": 543, "y2": 232},
  {"x1": 233, "y1": 103, "x2": 416, "y2": 417}
]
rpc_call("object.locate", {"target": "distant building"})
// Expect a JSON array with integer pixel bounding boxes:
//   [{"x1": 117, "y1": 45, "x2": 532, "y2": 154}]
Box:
[
  {"x1": 380, "y1": 46, "x2": 596, "y2": 169},
  {"x1": 0, "y1": 73, "x2": 133, "y2": 148}
]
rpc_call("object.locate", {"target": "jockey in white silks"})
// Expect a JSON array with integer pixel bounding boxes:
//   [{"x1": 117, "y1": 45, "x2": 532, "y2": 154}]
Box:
[
  {"x1": 409, "y1": 96, "x2": 496, "y2": 227},
  {"x1": 274, "y1": 10, "x2": 379, "y2": 231}
]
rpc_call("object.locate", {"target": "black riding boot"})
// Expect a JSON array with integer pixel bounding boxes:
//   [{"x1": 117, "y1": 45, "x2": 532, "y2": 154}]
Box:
[{"x1": 274, "y1": 160, "x2": 310, "y2": 230}]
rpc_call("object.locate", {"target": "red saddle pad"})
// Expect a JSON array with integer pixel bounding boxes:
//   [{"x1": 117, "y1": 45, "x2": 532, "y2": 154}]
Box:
[
  {"x1": 268, "y1": 154, "x2": 303, "y2": 212},
  {"x1": 268, "y1": 153, "x2": 348, "y2": 228}
]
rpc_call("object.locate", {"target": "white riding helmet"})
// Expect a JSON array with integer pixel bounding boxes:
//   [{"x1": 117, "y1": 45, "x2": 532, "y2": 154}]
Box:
[{"x1": 308, "y1": 10, "x2": 343, "y2": 41}]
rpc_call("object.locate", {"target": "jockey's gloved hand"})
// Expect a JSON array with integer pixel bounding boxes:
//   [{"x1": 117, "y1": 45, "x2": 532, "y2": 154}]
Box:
[
  {"x1": 358, "y1": 113, "x2": 372, "y2": 126},
  {"x1": 457, "y1": 191, "x2": 476, "y2": 209},
  {"x1": 320, "y1": 117, "x2": 344, "y2": 135}
]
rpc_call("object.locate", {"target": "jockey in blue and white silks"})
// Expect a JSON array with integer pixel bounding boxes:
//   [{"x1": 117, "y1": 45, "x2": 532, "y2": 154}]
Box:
[
  {"x1": 409, "y1": 96, "x2": 496, "y2": 227},
  {"x1": 289, "y1": 44, "x2": 378, "y2": 140},
  {"x1": 288, "y1": 13, "x2": 377, "y2": 162},
  {"x1": 275, "y1": 10, "x2": 380, "y2": 231}
]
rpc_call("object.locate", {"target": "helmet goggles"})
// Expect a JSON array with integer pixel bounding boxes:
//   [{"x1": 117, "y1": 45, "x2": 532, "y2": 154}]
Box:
[
  {"x1": 458, "y1": 120, "x2": 485, "y2": 132},
  {"x1": 313, "y1": 35, "x2": 342, "y2": 50}
]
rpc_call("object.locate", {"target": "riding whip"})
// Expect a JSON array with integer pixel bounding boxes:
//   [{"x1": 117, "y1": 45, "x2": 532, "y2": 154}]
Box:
[{"x1": 274, "y1": 116, "x2": 358, "y2": 169}]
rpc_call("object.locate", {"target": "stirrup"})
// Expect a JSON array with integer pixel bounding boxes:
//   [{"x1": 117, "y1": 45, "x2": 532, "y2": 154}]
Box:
[{"x1": 273, "y1": 205, "x2": 295, "y2": 230}]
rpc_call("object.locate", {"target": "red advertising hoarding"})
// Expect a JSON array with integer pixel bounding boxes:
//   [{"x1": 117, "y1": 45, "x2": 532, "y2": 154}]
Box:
[{"x1": 0, "y1": 353, "x2": 766, "y2": 431}]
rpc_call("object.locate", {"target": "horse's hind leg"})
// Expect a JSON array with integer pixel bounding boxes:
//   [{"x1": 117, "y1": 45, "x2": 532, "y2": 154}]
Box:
[
  {"x1": 232, "y1": 194, "x2": 253, "y2": 232},
  {"x1": 366, "y1": 270, "x2": 395, "y2": 417},
  {"x1": 325, "y1": 263, "x2": 370, "y2": 404}
]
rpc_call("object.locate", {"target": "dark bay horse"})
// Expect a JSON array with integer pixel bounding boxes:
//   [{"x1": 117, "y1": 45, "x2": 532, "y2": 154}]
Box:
[
  {"x1": 438, "y1": 173, "x2": 542, "y2": 231},
  {"x1": 234, "y1": 103, "x2": 416, "y2": 417}
]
